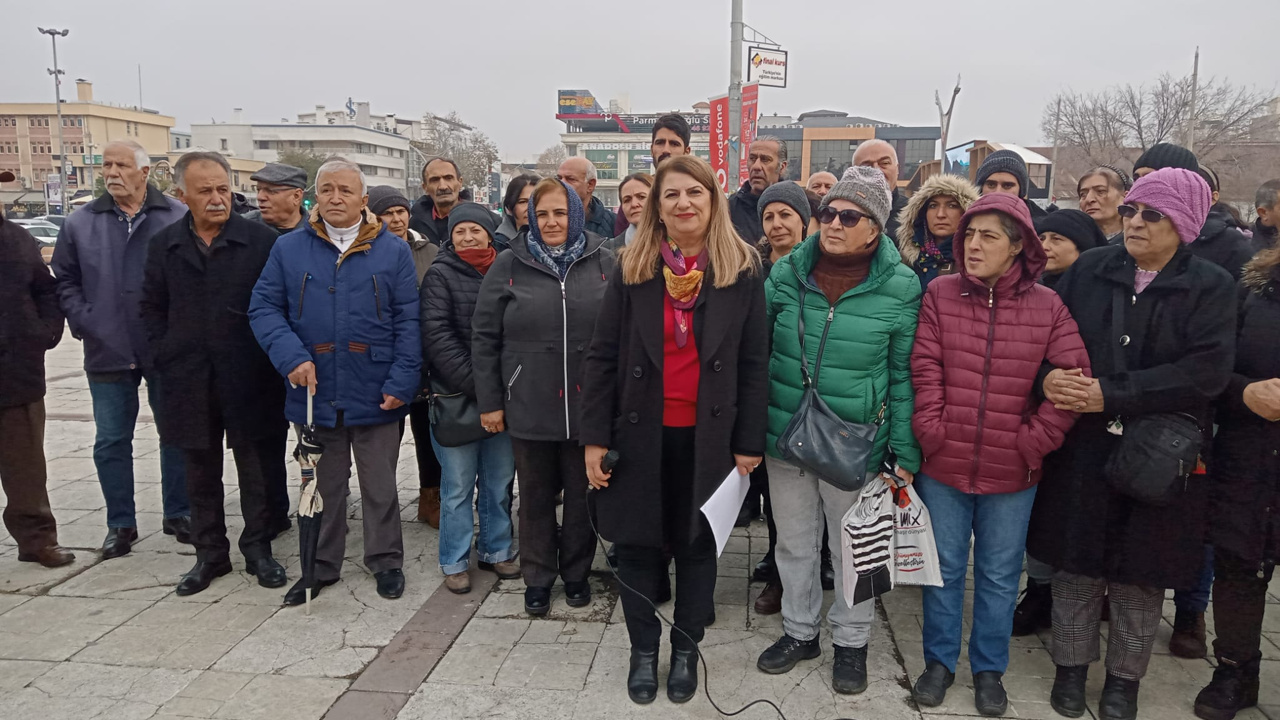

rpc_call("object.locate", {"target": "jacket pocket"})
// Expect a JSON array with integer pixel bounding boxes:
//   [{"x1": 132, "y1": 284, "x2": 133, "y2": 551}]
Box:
[
  {"x1": 297, "y1": 273, "x2": 311, "y2": 320},
  {"x1": 372, "y1": 274, "x2": 384, "y2": 321}
]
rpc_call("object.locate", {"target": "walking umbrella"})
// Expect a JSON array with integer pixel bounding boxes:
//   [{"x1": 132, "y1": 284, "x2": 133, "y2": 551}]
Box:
[{"x1": 293, "y1": 388, "x2": 324, "y2": 615}]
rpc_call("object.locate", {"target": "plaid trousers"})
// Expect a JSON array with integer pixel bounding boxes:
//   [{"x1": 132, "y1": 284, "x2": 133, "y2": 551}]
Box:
[{"x1": 1050, "y1": 570, "x2": 1165, "y2": 680}]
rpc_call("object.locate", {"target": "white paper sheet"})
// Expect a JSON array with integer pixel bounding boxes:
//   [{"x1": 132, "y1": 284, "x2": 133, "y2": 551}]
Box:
[{"x1": 700, "y1": 467, "x2": 752, "y2": 557}]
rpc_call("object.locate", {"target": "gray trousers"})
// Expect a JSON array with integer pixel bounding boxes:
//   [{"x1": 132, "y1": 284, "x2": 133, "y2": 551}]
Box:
[
  {"x1": 313, "y1": 420, "x2": 404, "y2": 581},
  {"x1": 769, "y1": 457, "x2": 875, "y2": 648},
  {"x1": 1051, "y1": 570, "x2": 1164, "y2": 680}
]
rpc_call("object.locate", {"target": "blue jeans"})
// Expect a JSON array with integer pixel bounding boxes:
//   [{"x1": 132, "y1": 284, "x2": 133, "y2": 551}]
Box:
[
  {"x1": 431, "y1": 428, "x2": 516, "y2": 575},
  {"x1": 1174, "y1": 544, "x2": 1215, "y2": 613},
  {"x1": 88, "y1": 371, "x2": 188, "y2": 527},
  {"x1": 915, "y1": 474, "x2": 1038, "y2": 675}
]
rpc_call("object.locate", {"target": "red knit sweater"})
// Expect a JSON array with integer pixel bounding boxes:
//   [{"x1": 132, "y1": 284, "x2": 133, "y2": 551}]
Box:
[{"x1": 662, "y1": 293, "x2": 699, "y2": 427}]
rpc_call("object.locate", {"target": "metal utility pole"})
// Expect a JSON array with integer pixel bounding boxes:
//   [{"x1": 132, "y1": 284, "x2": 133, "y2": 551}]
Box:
[
  {"x1": 1049, "y1": 97, "x2": 1063, "y2": 201},
  {"x1": 728, "y1": 0, "x2": 743, "y2": 192},
  {"x1": 38, "y1": 27, "x2": 70, "y2": 215},
  {"x1": 1186, "y1": 46, "x2": 1200, "y2": 153}
]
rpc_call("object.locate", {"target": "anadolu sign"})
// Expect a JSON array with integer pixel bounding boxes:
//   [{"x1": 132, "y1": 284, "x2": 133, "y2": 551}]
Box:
[{"x1": 747, "y1": 46, "x2": 788, "y2": 88}]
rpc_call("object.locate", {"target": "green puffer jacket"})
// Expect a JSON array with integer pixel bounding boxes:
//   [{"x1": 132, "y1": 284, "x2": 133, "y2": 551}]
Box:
[{"x1": 765, "y1": 234, "x2": 923, "y2": 472}]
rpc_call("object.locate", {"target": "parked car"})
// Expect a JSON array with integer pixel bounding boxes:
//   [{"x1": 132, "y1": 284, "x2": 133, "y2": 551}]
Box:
[
  {"x1": 14, "y1": 222, "x2": 58, "y2": 264},
  {"x1": 32, "y1": 214, "x2": 66, "y2": 228}
]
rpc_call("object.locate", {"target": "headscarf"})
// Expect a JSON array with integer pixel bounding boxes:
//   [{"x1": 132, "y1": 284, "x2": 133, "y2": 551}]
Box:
[{"x1": 525, "y1": 180, "x2": 587, "y2": 279}]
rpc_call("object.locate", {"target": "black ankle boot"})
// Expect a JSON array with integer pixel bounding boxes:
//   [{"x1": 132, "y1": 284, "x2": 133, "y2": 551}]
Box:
[
  {"x1": 1050, "y1": 665, "x2": 1088, "y2": 718},
  {"x1": 667, "y1": 647, "x2": 698, "y2": 703},
  {"x1": 831, "y1": 644, "x2": 868, "y2": 695},
  {"x1": 1098, "y1": 674, "x2": 1140, "y2": 720},
  {"x1": 626, "y1": 647, "x2": 659, "y2": 705},
  {"x1": 820, "y1": 546, "x2": 835, "y2": 591},
  {"x1": 1011, "y1": 580, "x2": 1053, "y2": 636},
  {"x1": 1194, "y1": 655, "x2": 1260, "y2": 720}
]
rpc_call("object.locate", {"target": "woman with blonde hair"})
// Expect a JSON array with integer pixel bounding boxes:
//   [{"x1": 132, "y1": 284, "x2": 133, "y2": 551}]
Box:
[{"x1": 580, "y1": 155, "x2": 769, "y2": 705}]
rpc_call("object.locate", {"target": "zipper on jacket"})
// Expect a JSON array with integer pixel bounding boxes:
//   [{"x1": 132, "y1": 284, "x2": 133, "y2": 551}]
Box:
[
  {"x1": 811, "y1": 305, "x2": 836, "y2": 387},
  {"x1": 372, "y1": 274, "x2": 383, "y2": 321},
  {"x1": 506, "y1": 364, "x2": 523, "y2": 400},
  {"x1": 560, "y1": 280, "x2": 571, "y2": 439},
  {"x1": 969, "y1": 286, "x2": 998, "y2": 491},
  {"x1": 297, "y1": 273, "x2": 310, "y2": 320}
]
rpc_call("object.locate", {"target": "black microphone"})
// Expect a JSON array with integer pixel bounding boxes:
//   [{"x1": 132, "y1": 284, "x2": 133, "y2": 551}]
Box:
[{"x1": 601, "y1": 450, "x2": 620, "y2": 474}]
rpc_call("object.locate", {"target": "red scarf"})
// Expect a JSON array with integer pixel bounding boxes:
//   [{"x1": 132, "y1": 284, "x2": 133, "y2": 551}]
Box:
[
  {"x1": 659, "y1": 239, "x2": 705, "y2": 348},
  {"x1": 457, "y1": 246, "x2": 496, "y2": 275}
]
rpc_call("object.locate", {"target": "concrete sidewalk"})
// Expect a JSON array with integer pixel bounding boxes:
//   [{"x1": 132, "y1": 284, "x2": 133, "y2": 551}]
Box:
[{"x1": 1, "y1": 339, "x2": 1277, "y2": 720}]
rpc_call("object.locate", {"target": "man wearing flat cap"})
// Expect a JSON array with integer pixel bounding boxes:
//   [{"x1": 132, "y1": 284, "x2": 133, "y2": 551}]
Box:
[{"x1": 246, "y1": 163, "x2": 308, "y2": 236}]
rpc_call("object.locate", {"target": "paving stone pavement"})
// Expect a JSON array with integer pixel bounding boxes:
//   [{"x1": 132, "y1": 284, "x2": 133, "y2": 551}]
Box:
[{"x1": 4, "y1": 339, "x2": 1280, "y2": 719}]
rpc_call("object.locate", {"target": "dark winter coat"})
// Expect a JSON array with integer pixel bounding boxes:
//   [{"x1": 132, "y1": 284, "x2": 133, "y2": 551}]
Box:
[
  {"x1": 141, "y1": 213, "x2": 286, "y2": 450},
  {"x1": 579, "y1": 264, "x2": 770, "y2": 548},
  {"x1": 494, "y1": 215, "x2": 522, "y2": 253},
  {"x1": 911, "y1": 193, "x2": 1089, "y2": 495},
  {"x1": 729, "y1": 181, "x2": 765, "y2": 243},
  {"x1": 1027, "y1": 244, "x2": 1237, "y2": 589},
  {"x1": 583, "y1": 196, "x2": 617, "y2": 240},
  {"x1": 0, "y1": 219, "x2": 63, "y2": 408},
  {"x1": 1190, "y1": 208, "x2": 1255, "y2": 280},
  {"x1": 1208, "y1": 258, "x2": 1280, "y2": 569},
  {"x1": 472, "y1": 232, "x2": 614, "y2": 442},
  {"x1": 51, "y1": 186, "x2": 187, "y2": 373},
  {"x1": 419, "y1": 245, "x2": 486, "y2": 399},
  {"x1": 1251, "y1": 218, "x2": 1277, "y2": 257},
  {"x1": 884, "y1": 188, "x2": 911, "y2": 242},
  {"x1": 243, "y1": 208, "x2": 307, "y2": 236},
  {"x1": 249, "y1": 209, "x2": 422, "y2": 428},
  {"x1": 409, "y1": 195, "x2": 450, "y2": 247}
]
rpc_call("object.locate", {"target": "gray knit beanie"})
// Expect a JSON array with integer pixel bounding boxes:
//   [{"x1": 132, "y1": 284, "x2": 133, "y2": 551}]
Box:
[
  {"x1": 976, "y1": 149, "x2": 1030, "y2": 198},
  {"x1": 367, "y1": 185, "x2": 411, "y2": 216},
  {"x1": 823, "y1": 166, "x2": 892, "y2": 230},
  {"x1": 756, "y1": 181, "x2": 812, "y2": 232}
]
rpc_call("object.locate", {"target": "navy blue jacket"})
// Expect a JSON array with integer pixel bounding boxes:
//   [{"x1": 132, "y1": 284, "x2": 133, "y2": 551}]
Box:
[
  {"x1": 51, "y1": 186, "x2": 187, "y2": 373},
  {"x1": 583, "y1": 195, "x2": 617, "y2": 240},
  {"x1": 249, "y1": 210, "x2": 422, "y2": 428}
]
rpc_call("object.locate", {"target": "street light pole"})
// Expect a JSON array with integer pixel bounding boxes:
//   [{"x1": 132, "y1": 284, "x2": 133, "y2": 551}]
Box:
[
  {"x1": 727, "y1": 0, "x2": 743, "y2": 193},
  {"x1": 38, "y1": 27, "x2": 70, "y2": 215}
]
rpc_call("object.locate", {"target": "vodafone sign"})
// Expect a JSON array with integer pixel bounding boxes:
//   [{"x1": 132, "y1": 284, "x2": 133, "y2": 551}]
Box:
[{"x1": 709, "y1": 94, "x2": 730, "y2": 193}]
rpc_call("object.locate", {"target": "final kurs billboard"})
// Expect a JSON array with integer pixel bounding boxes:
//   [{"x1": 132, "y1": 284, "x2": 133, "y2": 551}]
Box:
[{"x1": 747, "y1": 47, "x2": 788, "y2": 88}]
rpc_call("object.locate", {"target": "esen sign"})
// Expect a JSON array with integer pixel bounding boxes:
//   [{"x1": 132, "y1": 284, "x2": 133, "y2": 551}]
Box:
[{"x1": 747, "y1": 46, "x2": 788, "y2": 88}]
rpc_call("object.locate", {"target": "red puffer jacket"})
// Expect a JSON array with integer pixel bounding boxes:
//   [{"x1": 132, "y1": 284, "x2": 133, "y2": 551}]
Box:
[{"x1": 911, "y1": 193, "x2": 1091, "y2": 495}]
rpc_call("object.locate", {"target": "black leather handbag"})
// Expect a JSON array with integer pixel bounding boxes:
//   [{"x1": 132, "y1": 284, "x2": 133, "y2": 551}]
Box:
[
  {"x1": 776, "y1": 284, "x2": 884, "y2": 493},
  {"x1": 426, "y1": 376, "x2": 489, "y2": 448},
  {"x1": 1102, "y1": 285, "x2": 1203, "y2": 506}
]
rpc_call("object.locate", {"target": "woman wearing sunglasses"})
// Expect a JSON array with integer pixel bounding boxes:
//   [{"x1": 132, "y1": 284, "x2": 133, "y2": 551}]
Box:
[
  {"x1": 756, "y1": 166, "x2": 922, "y2": 695},
  {"x1": 1029, "y1": 168, "x2": 1236, "y2": 720}
]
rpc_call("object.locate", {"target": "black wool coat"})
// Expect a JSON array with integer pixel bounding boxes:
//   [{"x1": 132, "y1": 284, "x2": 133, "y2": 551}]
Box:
[
  {"x1": 1209, "y1": 259, "x2": 1280, "y2": 569},
  {"x1": 0, "y1": 219, "x2": 63, "y2": 408},
  {"x1": 1027, "y1": 244, "x2": 1237, "y2": 589},
  {"x1": 140, "y1": 212, "x2": 286, "y2": 450},
  {"x1": 472, "y1": 232, "x2": 614, "y2": 442},
  {"x1": 578, "y1": 263, "x2": 770, "y2": 548},
  {"x1": 420, "y1": 245, "x2": 485, "y2": 398}
]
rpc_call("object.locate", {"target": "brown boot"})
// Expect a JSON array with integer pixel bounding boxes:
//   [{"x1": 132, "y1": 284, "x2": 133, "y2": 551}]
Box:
[
  {"x1": 418, "y1": 487, "x2": 440, "y2": 528},
  {"x1": 754, "y1": 580, "x2": 783, "y2": 615},
  {"x1": 1170, "y1": 609, "x2": 1207, "y2": 659}
]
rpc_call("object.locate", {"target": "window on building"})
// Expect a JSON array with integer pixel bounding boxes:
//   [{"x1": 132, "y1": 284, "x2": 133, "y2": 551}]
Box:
[
  {"x1": 220, "y1": 138, "x2": 228, "y2": 151},
  {"x1": 255, "y1": 140, "x2": 271, "y2": 150},
  {"x1": 693, "y1": 147, "x2": 711, "y2": 162},
  {"x1": 233, "y1": 171, "x2": 241, "y2": 186},
  {"x1": 584, "y1": 150, "x2": 619, "y2": 180},
  {"x1": 899, "y1": 138, "x2": 936, "y2": 182},
  {"x1": 808, "y1": 139, "x2": 856, "y2": 178},
  {"x1": 782, "y1": 140, "x2": 803, "y2": 181}
]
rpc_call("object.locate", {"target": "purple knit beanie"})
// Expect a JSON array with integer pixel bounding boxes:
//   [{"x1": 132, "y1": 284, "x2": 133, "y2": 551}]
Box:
[{"x1": 1123, "y1": 167, "x2": 1211, "y2": 244}]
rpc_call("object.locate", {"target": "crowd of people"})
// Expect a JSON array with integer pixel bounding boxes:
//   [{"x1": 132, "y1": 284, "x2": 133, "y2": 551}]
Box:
[{"x1": 0, "y1": 114, "x2": 1278, "y2": 720}]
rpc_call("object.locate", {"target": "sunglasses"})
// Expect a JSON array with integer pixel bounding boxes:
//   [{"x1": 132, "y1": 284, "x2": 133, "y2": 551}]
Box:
[
  {"x1": 816, "y1": 207, "x2": 867, "y2": 227},
  {"x1": 1116, "y1": 204, "x2": 1167, "y2": 224}
]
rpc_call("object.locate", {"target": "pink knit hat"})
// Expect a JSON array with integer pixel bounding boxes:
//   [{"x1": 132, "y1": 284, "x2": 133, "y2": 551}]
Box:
[{"x1": 1123, "y1": 167, "x2": 1211, "y2": 244}]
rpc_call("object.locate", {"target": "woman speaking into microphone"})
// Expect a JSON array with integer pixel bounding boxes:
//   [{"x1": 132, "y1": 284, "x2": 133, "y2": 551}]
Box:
[{"x1": 579, "y1": 155, "x2": 769, "y2": 706}]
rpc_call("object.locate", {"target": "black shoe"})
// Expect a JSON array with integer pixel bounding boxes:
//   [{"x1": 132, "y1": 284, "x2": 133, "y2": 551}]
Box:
[
  {"x1": 735, "y1": 497, "x2": 759, "y2": 528},
  {"x1": 821, "y1": 547, "x2": 835, "y2": 591},
  {"x1": 564, "y1": 581, "x2": 592, "y2": 608},
  {"x1": 101, "y1": 527, "x2": 138, "y2": 559},
  {"x1": 1194, "y1": 655, "x2": 1260, "y2": 720},
  {"x1": 1170, "y1": 607, "x2": 1208, "y2": 659},
  {"x1": 1012, "y1": 580, "x2": 1053, "y2": 636},
  {"x1": 174, "y1": 559, "x2": 232, "y2": 596},
  {"x1": 974, "y1": 671, "x2": 1008, "y2": 717},
  {"x1": 1050, "y1": 665, "x2": 1088, "y2": 718},
  {"x1": 525, "y1": 587, "x2": 551, "y2": 616},
  {"x1": 667, "y1": 647, "x2": 698, "y2": 703},
  {"x1": 245, "y1": 556, "x2": 288, "y2": 588},
  {"x1": 752, "y1": 553, "x2": 777, "y2": 583},
  {"x1": 162, "y1": 516, "x2": 192, "y2": 544},
  {"x1": 605, "y1": 543, "x2": 618, "y2": 570},
  {"x1": 1098, "y1": 674, "x2": 1140, "y2": 720},
  {"x1": 627, "y1": 647, "x2": 659, "y2": 705},
  {"x1": 267, "y1": 516, "x2": 292, "y2": 541},
  {"x1": 757, "y1": 634, "x2": 821, "y2": 674},
  {"x1": 374, "y1": 569, "x2": 404, "y2": 599},
  {"x1": 913, "y1": 662, "x2": 955, "y2": 707},
  {"x1": 831, "y1": 644, "x2": 868, "y2": 695},
  {"x1": 283, "y1": 577, "x2": 338, "y2": 606}
]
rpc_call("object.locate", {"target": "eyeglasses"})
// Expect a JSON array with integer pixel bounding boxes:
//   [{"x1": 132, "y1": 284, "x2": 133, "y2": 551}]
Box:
[
  {"x1": 816, "y1": 207, "x2": 867, "y2": 227},
  {"x1": 1116, "y1": 204, "x2": 1166, "y2": 224}
]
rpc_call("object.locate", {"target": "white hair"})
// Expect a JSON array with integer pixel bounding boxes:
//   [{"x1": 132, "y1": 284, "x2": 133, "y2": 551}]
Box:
[
  {"x1": 315, "y1": 158, "x2": 367, "y2": 195},
  {"x1": 173, "y1": 151, "x2": 231, "y2": 192},
  {"x1": 105, "y1": 140, "x2": 150, "y2": 170},
  {"x1": 560, "y1": 156, "x2": 597, "y2": 183}
]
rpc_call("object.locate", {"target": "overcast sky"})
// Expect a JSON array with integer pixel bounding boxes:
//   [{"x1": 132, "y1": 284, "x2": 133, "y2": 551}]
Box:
[{"x1": 3, "y1": 0, "x2": 1275, "y2": 162}]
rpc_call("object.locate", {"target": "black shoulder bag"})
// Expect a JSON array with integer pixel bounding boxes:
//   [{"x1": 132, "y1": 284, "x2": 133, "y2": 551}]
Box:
[
  {"x1": 427, "y1": 375, "x2": 490, "y2": 448},
  {"x1": 1102, "y1": 285, "x2": 1203, "y2": 506},
  {"x1": 775, "y1": 283, "x2": 884, "y2": 493}
]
